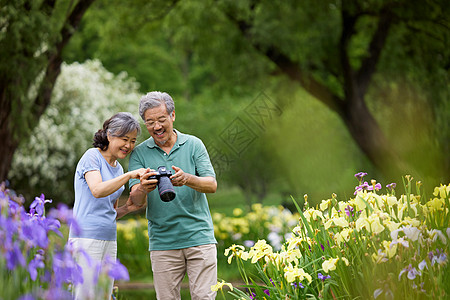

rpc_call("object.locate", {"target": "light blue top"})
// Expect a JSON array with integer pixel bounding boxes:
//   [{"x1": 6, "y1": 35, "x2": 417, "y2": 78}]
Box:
[
  {"x1": 69, "y1": 148, "x2": 124, "y2": 241},
  {"x1": 129, "y1": 130, "x2": 217, "y2": 251}
]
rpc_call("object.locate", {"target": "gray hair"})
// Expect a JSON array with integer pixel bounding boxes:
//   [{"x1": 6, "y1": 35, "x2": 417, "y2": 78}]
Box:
[
  {"x1": 93, "y1": 112, "x2": 141, "y2": 150},
  {"x1": 107, "y1": 112, "x2": 141, "y2": 137},
  {"x1": 139, "y1": 91, "x2": 175, "y2": 120}
]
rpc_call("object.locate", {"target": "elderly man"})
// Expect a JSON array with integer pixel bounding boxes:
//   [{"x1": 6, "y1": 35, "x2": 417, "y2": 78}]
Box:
[{"x1": 129, "y1": 91, "x2": 217, "y2": 300}]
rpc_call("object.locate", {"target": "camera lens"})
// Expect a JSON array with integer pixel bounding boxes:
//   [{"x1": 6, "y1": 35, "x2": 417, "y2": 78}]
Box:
[{"x1": 157, "y1": 176, "x2": 176, "y2": 202}]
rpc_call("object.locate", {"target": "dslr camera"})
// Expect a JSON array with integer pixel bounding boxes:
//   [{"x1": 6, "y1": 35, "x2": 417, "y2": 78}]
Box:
[{"x1": 149, "y1": 166, "x2": 176, "y2": 202}]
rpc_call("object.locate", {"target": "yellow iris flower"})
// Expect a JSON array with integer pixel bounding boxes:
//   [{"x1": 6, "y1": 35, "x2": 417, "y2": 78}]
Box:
[
  {"x1": 211, "y1": 280, "x2": 233, "y2": 292},
  {"x1": 322, "y1": 257, "x2": 339, "y2": 273},
  {"x1": 284, "y1": 264, "x2": 312, "y2": 283}
]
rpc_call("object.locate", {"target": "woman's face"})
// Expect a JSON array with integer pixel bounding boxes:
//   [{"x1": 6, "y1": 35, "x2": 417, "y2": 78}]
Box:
[{"x1": 107, "y1": 129, "x2": 138, "y2": 160}]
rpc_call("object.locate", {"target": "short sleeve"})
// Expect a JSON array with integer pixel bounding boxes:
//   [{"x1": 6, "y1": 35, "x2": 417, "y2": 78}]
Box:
[
  {"x1": 78, "y1": 149, "x2": 101, "y2": 178},
  {"x1": 193, "y1": 139, "x2": 216, "y2": 178}
]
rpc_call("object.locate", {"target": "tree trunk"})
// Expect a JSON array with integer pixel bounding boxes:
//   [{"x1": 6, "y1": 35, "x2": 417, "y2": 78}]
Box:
[
  {"x1": 341, "y1": 96, "x2": 410, "y2": 181},
  {"x1": 0, "y1": 0, "x2": 95, "y2": 183},
  {"x1": 224, "y1": 3, "x2": 415, "y2": 182},
  {"x1": 0, "y1": 89, "x2": 18, "y2": 181}
]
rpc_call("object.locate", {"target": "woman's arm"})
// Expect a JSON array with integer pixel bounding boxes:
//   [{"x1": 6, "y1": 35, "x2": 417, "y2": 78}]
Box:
[
  {"x1": 85, "y1": 168, "x2": 146, "y2": 198},
  {"x1": 128, "y1": 169, "x2": 158, "y2": 206}
]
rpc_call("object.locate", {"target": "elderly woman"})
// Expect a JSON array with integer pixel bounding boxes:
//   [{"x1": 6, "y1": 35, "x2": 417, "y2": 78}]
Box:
[{"x1": 69, "y1": 112, "x2": 146, "y2": 300}]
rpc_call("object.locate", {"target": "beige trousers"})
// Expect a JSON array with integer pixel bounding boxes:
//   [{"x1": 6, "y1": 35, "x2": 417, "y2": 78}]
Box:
[{"x1": 150, "y1": 244, "x2": 217, "y2": 300}]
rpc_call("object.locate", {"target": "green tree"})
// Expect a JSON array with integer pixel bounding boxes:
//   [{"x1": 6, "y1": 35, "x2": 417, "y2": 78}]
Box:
[
  {"x1": 63, "y1": 0, "x2": 449, "y2": 194},
  {"x1": 166, "y1": 0, "x2": 449, "y2": 183},
  {"x1": 9, "y1": 60, "x2": 142, "y2": 204},
  {"x1": 63, "y1": 0, "x2": 184, "y2": 96},
  {"x1": 0, "y1": 0, "x2": 95, "y2": 181}
]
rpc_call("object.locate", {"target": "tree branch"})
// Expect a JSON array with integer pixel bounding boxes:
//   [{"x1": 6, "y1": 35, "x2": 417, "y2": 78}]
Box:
[
  {"x1": 339, "y1": 7, "x2": 358, "y2": 103},
  {"x1": 32, "y1": 0, "x2": 96, "y2": 120},
  {"x1": 263, "y1": 46, "x2": 345, "y2": 115},
  {"x1": 222, "y1": 3, "x2": 345, "y2": 115},
  {"x1": 356, "y1": 9, "x2": 393, "y2": 98}
]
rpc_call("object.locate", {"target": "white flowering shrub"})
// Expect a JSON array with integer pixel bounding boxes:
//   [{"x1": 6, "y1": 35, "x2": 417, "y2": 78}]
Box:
[{"x1": 9, "y1": 60, "x2": 142, "y2": 203}]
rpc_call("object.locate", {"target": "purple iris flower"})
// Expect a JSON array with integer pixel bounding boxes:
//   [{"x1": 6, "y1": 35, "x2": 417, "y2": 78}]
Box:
[
  {"x1": 428, "y1": 251, "x2": 434, "y2": 261},
  {"x1": 291, "y1": 282, "x2": 305, "y2": 288},
  {"x1": 264, "y1": 289, "x2": 270, "y2": 296},
  {"x1": 53, "y1": 250, "x2": 83, "y2": 287},
  {"x1": 5, "y1": 241, "x2": 26, "y2": 270},
  {"x1": 21, "y1": 219, "x2": 49, "y2": 248},
  {"x1": 106, "y1": 258, "x2": 130, "y2": 281},
  {"x1": 354, "y1": 181, "x2": 370, "y2": 195},
  {"x1": 345, "y1": 205, "x2": 354, "y2": 217},
  {"x1": 1, "y1": 214, "x2": 18, "y2": 247},
  {"x1": 318, "y1": 272, "x2": 331, "y2": 281},
  {"x1": 28, "y1": 252, "x2": 45, "y2": 281},
  {"x1": 354, "y1": 172, "x2": 368, "y2": 182},
  {"x1": 42, "y1": 287, "x2": 73, "y2": 300},
  {"x1": 386, "y1": 183, "x2": 397, "y2": 191},
  {"x1": 29, "y1": 194, "x2": 52, "y2": 217},
  {"x1": 48, "y1": 204, "x2": 81, "y2": 236},
  {"x1": 398, "y1": 264, "x2": 421, "y2": 280},
  {"x1": 44, "y1": 218, "x2": 62, "y2": 235},
  {"x1": 368, "y1": 183, "x2": 382, "y2": 191},
  {"x1": 431, "y1": 249, "x2": 447, "y2": 266},
  {"x1": 7, "y1": 196, "x2": 26, "y2": 216}
]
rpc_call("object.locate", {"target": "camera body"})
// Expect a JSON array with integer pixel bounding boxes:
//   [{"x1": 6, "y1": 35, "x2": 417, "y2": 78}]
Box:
[{"x1": 149, "y1": 166, "x2": 176, "y2": 202}]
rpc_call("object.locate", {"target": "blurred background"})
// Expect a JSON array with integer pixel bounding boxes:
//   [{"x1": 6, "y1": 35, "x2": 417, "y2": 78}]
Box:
[
  {"x1": 1, "y1": 1, "x2": 449, "y2": 298},
  {"x1": 1, "y1": 0, "x2": 449, "y2": 209}
]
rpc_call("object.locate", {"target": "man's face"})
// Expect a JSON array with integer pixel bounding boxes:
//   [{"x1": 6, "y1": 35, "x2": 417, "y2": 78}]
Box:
[{"x1": 143, "y1": 104, "x2": 175, "y2": 146}]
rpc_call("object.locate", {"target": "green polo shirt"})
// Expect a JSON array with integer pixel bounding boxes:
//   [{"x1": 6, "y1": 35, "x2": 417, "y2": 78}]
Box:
[{"x1": 128, "y1": 130, "x2": 217, "y2": 251}]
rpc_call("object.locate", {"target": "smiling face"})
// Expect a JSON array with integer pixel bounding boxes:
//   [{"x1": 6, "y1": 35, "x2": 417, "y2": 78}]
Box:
[
  {"x1": 143, "y1": 104, "x2": 176, "y2": 147},
  {"x1": 107, "y1": 129, "x2": 138, "y2": 160}
]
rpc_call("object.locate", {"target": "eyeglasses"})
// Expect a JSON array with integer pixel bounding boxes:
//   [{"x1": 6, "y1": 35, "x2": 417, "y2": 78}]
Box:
[{"x1": 144, "y1": 116, "x2": 169, "y2": 128}]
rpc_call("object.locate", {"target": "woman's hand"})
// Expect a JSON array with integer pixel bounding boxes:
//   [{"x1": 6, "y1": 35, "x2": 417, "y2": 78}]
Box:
[
  {"x1": 125, "y1": 197, "x2": 146, "y2": 212},
  {"x1": 128, "y1": 168, "x2": 147, "y2": 180}
]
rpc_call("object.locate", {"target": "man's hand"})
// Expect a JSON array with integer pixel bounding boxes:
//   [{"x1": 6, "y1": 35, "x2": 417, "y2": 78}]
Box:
[
  {"x1": 170, "y1": 165, "x2": 217, "y2": 193},
  {"x1": 139, "y1": 168, "x2": 159, "y2": 193},
  {"x1": 170, "y1": 165, "x2": 190, "y2": 186},
  {"x1": 129, "y1": 168, "x2": 158, "y2": 207}
]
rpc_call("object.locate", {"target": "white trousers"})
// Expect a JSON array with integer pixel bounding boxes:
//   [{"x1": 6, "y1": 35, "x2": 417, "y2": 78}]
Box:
[{"x1": 69, "y1": 238, "x2": 117, "y2": 300}]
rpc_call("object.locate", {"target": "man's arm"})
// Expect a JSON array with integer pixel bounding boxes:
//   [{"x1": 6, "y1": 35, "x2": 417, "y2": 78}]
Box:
[{"x1": 170, "y1": 166, "x2": 217, "y2": 193}]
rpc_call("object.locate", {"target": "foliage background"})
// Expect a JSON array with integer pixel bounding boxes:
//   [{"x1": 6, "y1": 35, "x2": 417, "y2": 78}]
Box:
[{"x1": 6, "y1": 0, "x2": 448, "y2": 208}]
